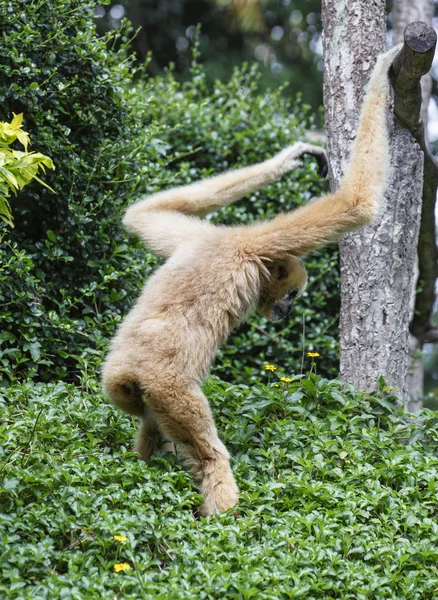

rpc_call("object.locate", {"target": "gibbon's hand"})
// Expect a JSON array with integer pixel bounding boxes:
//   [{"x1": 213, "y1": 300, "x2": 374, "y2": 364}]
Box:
[
  {"x1": 271, "y1": 142, "x2": 328, "y2": 178},
  {"x1": 306, "y1": 149, "x2": 329, "y2": 179}
]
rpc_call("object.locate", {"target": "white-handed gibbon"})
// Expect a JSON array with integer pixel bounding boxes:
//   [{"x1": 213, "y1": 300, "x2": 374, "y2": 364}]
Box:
[{"x1": 102, "y1": 46, "x2": 400, "y2": 516}]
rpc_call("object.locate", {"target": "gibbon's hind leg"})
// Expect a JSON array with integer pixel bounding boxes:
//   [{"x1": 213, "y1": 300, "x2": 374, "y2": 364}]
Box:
[
  {"x1": 149, "y1": 385, "x2": 239, "y2": 516},
  {"x1": 133, "y1": 407, "x2": 165, "y2": 462},
  {"x1": 102, "y1": 364, "x2": 171, "y2": 461}
]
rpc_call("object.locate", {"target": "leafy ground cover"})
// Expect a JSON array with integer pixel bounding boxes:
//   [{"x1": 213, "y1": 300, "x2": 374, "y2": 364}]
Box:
[{"x1": 2, "y1": 374, "x2": 438, "y2": 599}]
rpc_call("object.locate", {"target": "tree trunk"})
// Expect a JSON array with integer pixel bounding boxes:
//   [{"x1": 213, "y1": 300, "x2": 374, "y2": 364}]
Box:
[
  {"x1": 321, "y1": 0, "x2": 424, "y2": 400},
  {"x1": 392, "y1": 0, "x2": 435, "y2": 411}
]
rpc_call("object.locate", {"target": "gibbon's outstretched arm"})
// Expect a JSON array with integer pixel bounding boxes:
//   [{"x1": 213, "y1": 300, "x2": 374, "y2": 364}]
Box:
[
  {"x1": 242, "y1": 45, "x2": 401, "y2": 261},
  {"x1": 122, "y1": 142, "x2": 327, "y2": 258}
]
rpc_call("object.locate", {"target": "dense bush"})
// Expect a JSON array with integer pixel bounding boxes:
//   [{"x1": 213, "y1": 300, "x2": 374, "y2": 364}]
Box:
[
  {"x1": 0, "y1": 0, "x2": 160, "y2": 382},
  {"x1": 2, "y1": 376, "x2": 438, "y2": 598},
  {"x1": 0, "y1": 0, "x2": 337, "y2": 386}
]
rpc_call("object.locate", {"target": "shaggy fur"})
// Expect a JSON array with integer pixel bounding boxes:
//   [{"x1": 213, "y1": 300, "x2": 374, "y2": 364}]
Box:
[{"x1": 102, "y1": 47, "x2": 399, "y2": 516}]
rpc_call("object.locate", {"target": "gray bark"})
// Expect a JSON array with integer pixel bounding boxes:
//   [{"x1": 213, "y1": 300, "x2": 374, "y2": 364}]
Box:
[
  {"x1": 392, "y1": 0, "x2": 436, "y2": 410},
  {"x1": 321, "y1": 0, "x2": 424, "y2": 399}
]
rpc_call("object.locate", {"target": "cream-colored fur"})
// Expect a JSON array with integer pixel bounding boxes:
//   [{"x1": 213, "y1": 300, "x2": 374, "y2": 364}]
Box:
[{"x1": 102, "y1": 46, "x2": 399, "y2": 516}]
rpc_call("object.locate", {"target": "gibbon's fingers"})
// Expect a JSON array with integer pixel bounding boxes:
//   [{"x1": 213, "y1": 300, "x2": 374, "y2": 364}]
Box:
[
  {"x1": 307, "y1": 150, "x2": 328, "y2": 178},
  {"x1": 240, "y1": 45, "x2": 399, "y2": 261},
  {"x1": 272, "y1": 142, "x2": 327, "y2": 177}
]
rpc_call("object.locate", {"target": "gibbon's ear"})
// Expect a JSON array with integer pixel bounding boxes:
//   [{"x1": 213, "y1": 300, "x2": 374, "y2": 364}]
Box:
[
  {"x1": 277, "y1": 265, "x2": 289, "y2": 280},
  {"x1": 259, "y1": 256, "x2": 308, "y2": 321}
]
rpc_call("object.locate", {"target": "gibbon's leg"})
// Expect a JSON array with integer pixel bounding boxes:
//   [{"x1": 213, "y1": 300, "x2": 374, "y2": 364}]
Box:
[
  {"x1": 102, "y1": 360, "x2": 174, "y2": 460},
  {"x1": 149, "y1": 385, "x2": 239, "y2": 516},
  {"x1": 240, "y1": 45, "x2": 402, "y2": 261},
  {"x1": 123, "y1": 142, "x2": 327, "y2": 224},
  {"x1": 133, "y1": 408, "x2": 165, "y2": 461}
]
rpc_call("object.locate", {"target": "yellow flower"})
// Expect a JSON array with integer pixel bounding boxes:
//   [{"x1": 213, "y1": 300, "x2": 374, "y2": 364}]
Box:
[
  {"x1": 264, "y1": 364, "x2": 277, "y2": 372},
  {"x1": 113, "y1": 535, "x2": 128, "y2": 543},
  {"x1": 113, "y1": 563, "x2": 131, "y2": 573},
  {"x1": 307, "y1": 352, "x2": 320, "y2": 358},
  {"x1": 273, "y1": 383, "x2": 279, "y2": 388},
  {"x1": 279, "y1": 377, "x2": 292, "y2": 383}
]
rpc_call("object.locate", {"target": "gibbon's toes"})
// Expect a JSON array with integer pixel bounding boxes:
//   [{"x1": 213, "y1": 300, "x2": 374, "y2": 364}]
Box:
[
  {"x1": 200, "y1": 478, "x2": 240, "y2": 517},
  {"x1": 215, "y1": 486, "x2": 239, "y2": 514},
  {"x1": 200, "y1": 490, "x2": 239, "y2": 518}
]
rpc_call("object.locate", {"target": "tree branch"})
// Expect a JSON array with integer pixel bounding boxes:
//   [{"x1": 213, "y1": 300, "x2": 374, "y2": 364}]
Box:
[
  {"x1": 391, "y1": 22, "x2": 436, "y2": 138},
  {"x1": 390, "y1": 21, "x2": 438, "y2": 341},
  {"x1": 414, "y1": 327, "x2": 438, "y2": 344}
]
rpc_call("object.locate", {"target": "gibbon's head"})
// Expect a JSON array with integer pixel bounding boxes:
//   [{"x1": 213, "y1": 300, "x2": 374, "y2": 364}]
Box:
[{"x1": 259, "y1": 256, "x2": 308, "y2": 322}]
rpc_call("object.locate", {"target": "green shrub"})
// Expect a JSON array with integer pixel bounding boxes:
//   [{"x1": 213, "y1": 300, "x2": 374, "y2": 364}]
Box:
[
  {"x1": 1, "y1": 376, "x2": 438, "y2": 598},
  {"x1": 0, "y1": 0, "x2": 159, "y2": 382},
  {"x1": 0, "y1": 0, "x2": 337, "y2": 385}
]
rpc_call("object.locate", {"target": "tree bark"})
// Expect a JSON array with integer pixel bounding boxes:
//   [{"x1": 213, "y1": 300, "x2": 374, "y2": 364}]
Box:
[
  {"x1": 392, "y1": 0, "x2": 437, "y2": 410},
  {"x1": 321, "y1": 1, "x2": 425, "y2": 400}
]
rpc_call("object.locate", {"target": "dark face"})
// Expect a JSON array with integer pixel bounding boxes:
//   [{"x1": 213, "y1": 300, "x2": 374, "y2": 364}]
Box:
[
  {"x1": 271, "y1": 288, "x2": 299, "y2": 322},
  {"x1": 258, "y1": 256, "x2": 308, "y2": 322}
]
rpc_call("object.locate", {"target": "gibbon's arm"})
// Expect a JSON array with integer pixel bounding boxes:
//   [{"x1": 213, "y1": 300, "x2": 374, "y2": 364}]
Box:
[
  {"x1": 124, "y1": 142, "x2": 327, "y2": 221},
  {"x1": 242, "y1": 45, "x2": 401, "y2": 261},
  {"x1": 122, "y1": 143, "x2": 327, "y2": 258},
  {"x1": 123, "y1": 210, "x2": 217, "y2": 259}
]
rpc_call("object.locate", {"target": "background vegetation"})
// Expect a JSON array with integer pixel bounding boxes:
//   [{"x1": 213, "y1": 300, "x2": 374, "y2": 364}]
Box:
[
  {"x1": 0, "y1": 0, "x2": 336, "y2": 387},
  {"x1": 95, "y1": 0, "x2": 324, "y2": 114}
]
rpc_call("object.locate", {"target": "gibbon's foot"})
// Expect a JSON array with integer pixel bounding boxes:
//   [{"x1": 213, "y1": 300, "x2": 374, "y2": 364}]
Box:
[
  {"x1": 200, "y1": 488, "x2": 239, "y2": 517},
  {"x1": 198, "y1": 455, "x2": 240, "y2": 517},
  {"x1": 133, "y1": 411, "x2": 165, "y2": 461}
]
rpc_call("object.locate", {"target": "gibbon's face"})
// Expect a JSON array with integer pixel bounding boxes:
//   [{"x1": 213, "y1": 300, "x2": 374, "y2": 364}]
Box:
[{"x1": 259, "y1": 256, "x2": 308, "y2": 322}]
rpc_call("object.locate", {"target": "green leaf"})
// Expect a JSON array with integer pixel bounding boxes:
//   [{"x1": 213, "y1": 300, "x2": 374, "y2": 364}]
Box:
[{"x1": 29, "y1": 341, "x2": 41, "y2": 362}]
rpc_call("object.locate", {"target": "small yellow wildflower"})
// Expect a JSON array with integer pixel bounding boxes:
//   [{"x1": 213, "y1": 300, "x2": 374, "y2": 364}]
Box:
[
  {"x1": 264, "y1": 364, "x2": 277, "y2": 372},
  {"x1": 273, "y1": 383, "x2": 279, "y2": 388},
  {"x1": 113, "y1": 535, "x2": 128, "y2": 543},
  {"x1": 307, "y1": 352, "x2": 320, "y2": 358},
  {"x1": 113, "y1": 563, "x2": 131, "y2": 573},
  {"x1": 279, "y1": 377, "x2": 292, "y2": 383}
]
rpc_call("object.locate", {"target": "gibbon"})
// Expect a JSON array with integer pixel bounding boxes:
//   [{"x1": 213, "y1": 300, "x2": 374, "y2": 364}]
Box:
[{"x1": 102, "y1": 46, "x2": 400, "y2": 516}]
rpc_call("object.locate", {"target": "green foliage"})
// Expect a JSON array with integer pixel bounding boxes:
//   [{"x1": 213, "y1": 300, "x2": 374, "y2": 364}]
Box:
[
  {"x1": 96, "y1": 0, "x2": 324, "y2": 113},
  {"x1": 2, "y1": 376, "x2": 438, "y2": 598},
  {"x1": 0, "y1": 0, "x2": 337, "y2": 385},
  {"x1": 0, "y1": 0, "x2": 160, "y2": 382},
  {"x1": 0, "y1": 113, "x2": 54, "y2": 226}
]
